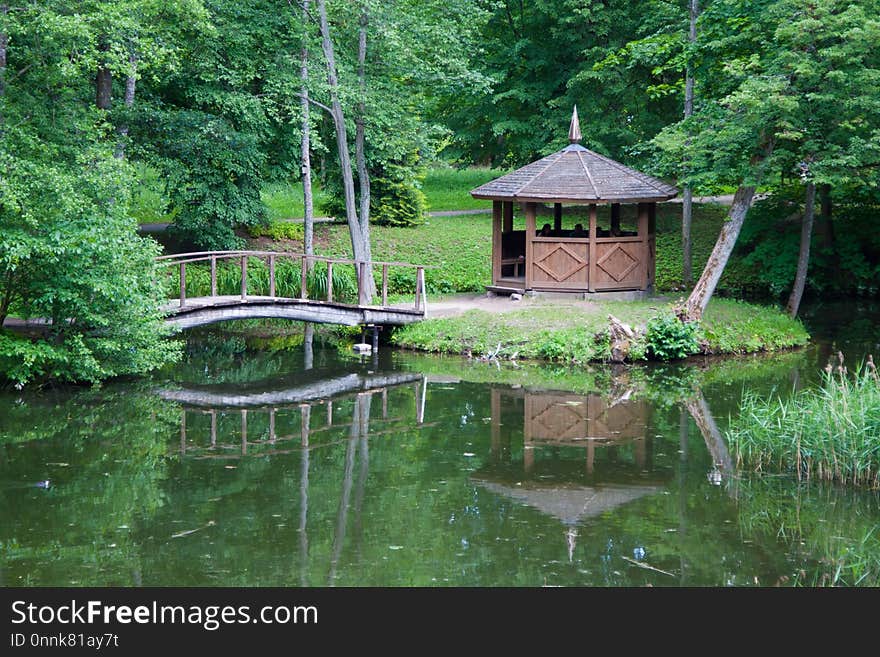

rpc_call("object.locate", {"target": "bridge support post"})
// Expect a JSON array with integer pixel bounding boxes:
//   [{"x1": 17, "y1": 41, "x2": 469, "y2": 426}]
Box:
[
  {"x1": 179, "y1": 263, "x2": 186, "y2": 308},
  {"x1": 301, "y1": 256, "x2": 308, "y2": 299},
  {"x1": 240, "y1": 256, "x2": 248, "y2": 300},
  {"x1": 371, "y1": 325, "x2": 379, "y2": 353},
  {"x1": 269, "y1": 255, "x2": 276, "y2": 297},
  {"x1": 210, "y1": 256, "x2": 217, "y2": 297}
]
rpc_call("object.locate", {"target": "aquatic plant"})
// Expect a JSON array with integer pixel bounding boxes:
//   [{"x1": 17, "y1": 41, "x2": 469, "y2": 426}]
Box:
[{"x1": 727, "y1": 353, "x2": 880, "y2": 488}]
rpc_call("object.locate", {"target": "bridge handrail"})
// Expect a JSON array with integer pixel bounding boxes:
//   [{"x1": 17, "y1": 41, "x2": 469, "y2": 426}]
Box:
[
  {"x1": 155, "y1": 250, "x2": 436, "y2": 270},
  {"x1": 157, "y1": 250, "x2": 431, "y2": 313}
]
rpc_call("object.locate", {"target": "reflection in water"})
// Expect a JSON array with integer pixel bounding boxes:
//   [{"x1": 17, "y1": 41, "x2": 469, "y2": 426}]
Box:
[
  {"x1": 167, "y1": 370, "x2": 426, "y2": 586},
  {"x1": 475, "y1": 388, "x2": 663, "y2": 562},
  {"x1": 2, "y1": 308, "x2": 879, "y2": 586}
]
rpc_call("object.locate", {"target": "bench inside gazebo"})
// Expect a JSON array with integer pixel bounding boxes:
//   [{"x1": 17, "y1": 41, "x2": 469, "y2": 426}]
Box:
[{"x1": 470, "y1": 108, "x2": 678, "y2": 296}]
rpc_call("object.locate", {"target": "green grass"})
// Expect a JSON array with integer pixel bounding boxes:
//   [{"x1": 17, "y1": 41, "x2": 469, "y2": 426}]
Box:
[
  {"x1": 260, "y1": 181, "x2": 330, "y2": 221},
  {"x1": 320, "y1": 213, "x2": 494, "y2": 294},
  {"x1": 391, "y1": 298, "x2": 809, "y2": 362},
  {"x1": 258, "y1": 167, "x2": 510, "y2": 220},
  {"x1": 727, "y1": 357, "x2": 880, "y2": 489},
  {"x1": 701, "y1": 299, "x2": 811, "y2": 353},
  {"x1": 421, "y1": 166, "x2": 511, "y2": 211}
]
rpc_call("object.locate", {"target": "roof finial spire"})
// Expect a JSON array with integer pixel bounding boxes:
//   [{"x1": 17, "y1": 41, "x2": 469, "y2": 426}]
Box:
[{"x1": 568, "y1": 105, "x2": 582, "y2": 144}]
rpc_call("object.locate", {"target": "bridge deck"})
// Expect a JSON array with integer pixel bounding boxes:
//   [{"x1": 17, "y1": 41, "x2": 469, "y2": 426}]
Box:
[{"x1": 163, "y1": 295, "x2": 425, "y2": 329}]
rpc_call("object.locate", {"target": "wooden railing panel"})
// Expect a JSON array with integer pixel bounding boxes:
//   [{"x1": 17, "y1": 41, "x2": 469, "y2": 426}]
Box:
[
  {"x1": 529, "y1": 239, "x2": 589, "y2": 290},
  {"x1": 157, "y1": 251, "x2": 432, "y2": 313}
]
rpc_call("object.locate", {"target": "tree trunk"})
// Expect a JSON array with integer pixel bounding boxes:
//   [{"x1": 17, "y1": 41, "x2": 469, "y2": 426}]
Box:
[
  {"x1": 815, "y1": 183, "x2": 838, "y2": 270},
  {"x1": 300, "y1": 0, "x2": 314, "y2": 257},
  {"x1": 96, "y1": 38, "x2": 112, "y2": 110},
  {"x1": 355, "y1": 6, "x2": 374, "y2": 295},
  {"x1": 681, "y1": 0, "x2": 699, "y2": 287},
  {"x1": 682, "y1": 187, "x2": 693, "y2": 286},
  {"x1": 684, "y1": 393, "x2": 736, "y2": 498},
  {"x1": 315, "y1": 0, "x2": 372, "y2": 301},
  {"x1": 0, "y1": 4, "x2": 7, "y2": 102},
  {"x1": 355, "y1": 9, "x2": 371, "y2": 251},
  {"x1": 785, "y1": 181, "x2": 816, "y2": 318},
  {"x1": 115, "y1": 51, "x2": 137, "y2": 159},
  {"x1": 682, "y1": 185, "x2": 755, "y2": 321}
]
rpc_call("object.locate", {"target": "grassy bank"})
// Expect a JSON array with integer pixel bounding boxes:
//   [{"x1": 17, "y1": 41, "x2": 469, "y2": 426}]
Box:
[
  {"x1": 257, "y1": 168, "x2": 735, "y2": 295},
  {"x1": 727, "y1": 358, "x2": 880, "y2": 489},
  {"x1": 288, "y1": 203, "x2": 753, "y2": 297},
  {"x1": 391, "y1": 298, "x2": 809, "y2": 362}
]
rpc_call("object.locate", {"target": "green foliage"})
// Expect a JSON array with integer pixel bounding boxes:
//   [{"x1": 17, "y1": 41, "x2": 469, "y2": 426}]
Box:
[
  {"x1": 0, "y1": 65, "x2": 182, "y2": 386},
  {"x1": 732, "y1": 190, "x2": 880, "y2": 298},
  {"x1": 368, "y1": 160, "x2": 428, "y2": 227},
  {"x1": 321, "y1": 153, "x2": 428, "y2": 228},
  {"x1": 435, "y1": 0, "x2": 681, "y2": 167},
  {"x1": 727, "y1": 358, "x2": 880, "y2": 488},
  {"x1": 646, "y1": 313, "x2": 699, "y2": 361},
  {"x1": 129, "y1": 163, "x2": 177, "y2": 225},
  {"x1": 132, "y1": 109, "x2": 266, "y2": 250},
  {"x1": 247, "y1": 220, "x2": 305, "y2": 242}
]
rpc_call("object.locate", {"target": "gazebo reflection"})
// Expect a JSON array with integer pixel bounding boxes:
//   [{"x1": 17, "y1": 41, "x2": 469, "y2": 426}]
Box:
[
  {"x1": 487, "y1": 386, "x2": 656, "y2": 475},
  {"x1": 473, "y1": 386, "x2": 665, "y2": 561}
]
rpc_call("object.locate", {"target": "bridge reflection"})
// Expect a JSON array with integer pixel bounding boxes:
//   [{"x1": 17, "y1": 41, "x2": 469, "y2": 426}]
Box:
[
  {"x1": 163, "y1": 366, "x2": 429, "y2": 586},
  {"x1": 164, "y1": 371, "x2": 428, "y2": 459}
]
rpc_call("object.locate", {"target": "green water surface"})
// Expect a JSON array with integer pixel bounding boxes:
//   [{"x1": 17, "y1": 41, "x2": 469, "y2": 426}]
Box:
[{"x1": 1, "y1": 301, "x2": 878, "y2": 586}]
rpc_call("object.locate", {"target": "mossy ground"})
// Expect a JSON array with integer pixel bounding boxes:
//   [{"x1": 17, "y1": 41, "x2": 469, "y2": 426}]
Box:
[{"x1": 390, "y1": 297, "x2": 809, "y2": 363}]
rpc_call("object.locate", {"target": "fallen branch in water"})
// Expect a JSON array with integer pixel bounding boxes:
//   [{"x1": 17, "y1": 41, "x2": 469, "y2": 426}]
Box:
[{"x1": 621, "y1": 556, "x2": 675, "y2": 577}]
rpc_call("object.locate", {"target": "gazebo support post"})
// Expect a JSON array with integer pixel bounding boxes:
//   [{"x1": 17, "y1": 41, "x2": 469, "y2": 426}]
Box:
[
  {"x1": 648, "y1": 203, "x2": 657, "y2": 290},
  {"x1": 503, "y1": 201, "x2": 513, "y2": 233},
  {"x1": 610, "y1": 203, "x2": 621, "y2": 236},
  {"x1": 492, "y1": 200, "x2": 502, "y2": 286},
  {"x1": 638, "y1": 202, "x2": 650, "y2": 289},
  {"x1": 588, "y1": 203, "x2": 597, "y2": 292},
  {"x1": 525, "y1": 202, "x2": 536, "y2": 290},
  {"x1": 553, "y1": 203, "x2": 562, "y2": 234}
]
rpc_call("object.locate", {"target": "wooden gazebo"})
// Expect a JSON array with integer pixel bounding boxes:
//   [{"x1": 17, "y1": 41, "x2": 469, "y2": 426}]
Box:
[{"x1": 471, "y1": 108, "x2": 678, "y2": 295}]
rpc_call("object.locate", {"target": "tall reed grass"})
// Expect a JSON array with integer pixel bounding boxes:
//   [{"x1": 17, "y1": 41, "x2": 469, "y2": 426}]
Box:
[{"x1": 727, "y1": 353, "x2": 880, "y2": 489}]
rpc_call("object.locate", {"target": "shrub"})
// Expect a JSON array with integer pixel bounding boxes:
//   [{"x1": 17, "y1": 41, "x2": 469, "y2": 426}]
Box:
[
  {"x1": 645, "y1": 312, "x2": 699, "y2": 361},
  {"x1": 321, "y1": 151, "x2": 427, "y2": 228},
  {"x1": 247, "y1": 220, "x2": 304, "y2": 241}
]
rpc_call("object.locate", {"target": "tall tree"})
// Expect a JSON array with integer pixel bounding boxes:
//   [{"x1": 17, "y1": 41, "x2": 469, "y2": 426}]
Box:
[
  {"x1": 786, "y1": 179, "x2": 815, "y2": 317},
  {"x1": 315, "y1": 0, "x2": 372, "y2": 300},
  {"x1": 681, "y1": 0, "x2": 699, "y2": 287},
  {"x1": 0, "y1": 2, "x2": 182, "y2": 384},
  {"x1": 299, "y1": 0, "x2": 314, "y2": 258}
]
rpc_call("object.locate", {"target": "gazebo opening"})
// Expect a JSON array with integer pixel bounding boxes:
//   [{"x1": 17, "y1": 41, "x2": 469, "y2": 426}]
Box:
[{"x1": 471, "y1": 107, "x2": 678, "y2": 296}]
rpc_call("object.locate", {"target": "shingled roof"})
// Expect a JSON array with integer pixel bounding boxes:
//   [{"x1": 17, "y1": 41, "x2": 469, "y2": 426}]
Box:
[{"x1": 471, "y1": 108, "x2": 678, "y2": 203}]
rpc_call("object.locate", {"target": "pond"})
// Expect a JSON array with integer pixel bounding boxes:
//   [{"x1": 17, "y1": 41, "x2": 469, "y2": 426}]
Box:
[{"x1": 1, "y1": 301, "x2": 878, "y2": 586}]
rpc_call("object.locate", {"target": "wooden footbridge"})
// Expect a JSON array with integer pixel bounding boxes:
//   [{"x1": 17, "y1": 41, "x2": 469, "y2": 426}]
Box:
[{"x1": 157, "y1": 251, "x2": 431, "y2": 330}]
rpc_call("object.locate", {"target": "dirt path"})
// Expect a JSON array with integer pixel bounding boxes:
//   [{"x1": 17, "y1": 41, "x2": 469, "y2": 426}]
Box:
[{"x1": 423, "y1": 293, "x2": 603, "y2": 319}]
